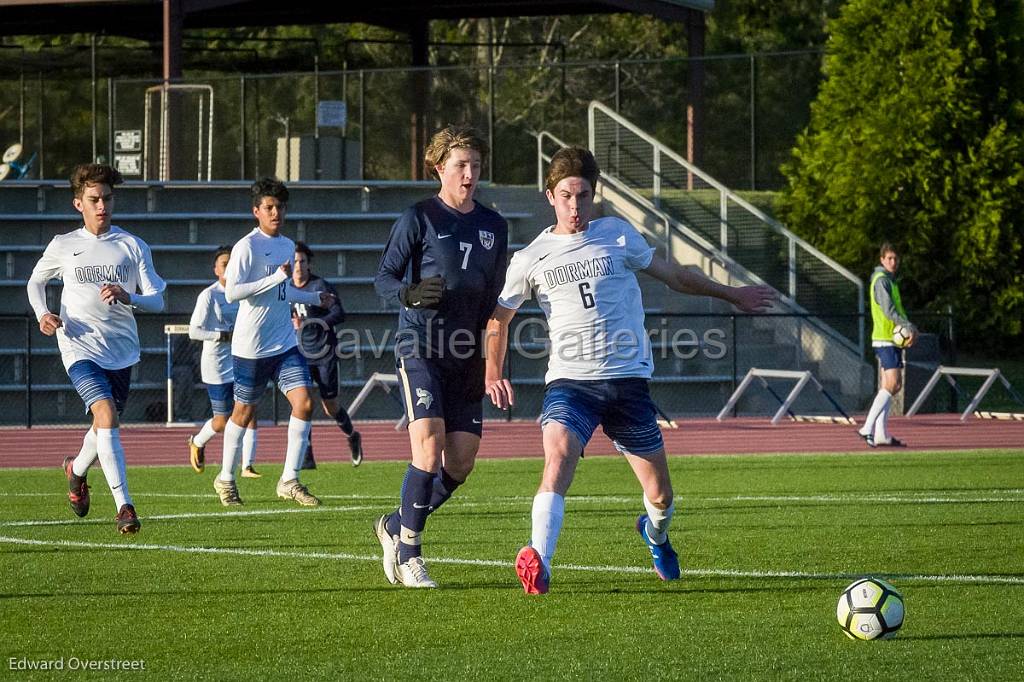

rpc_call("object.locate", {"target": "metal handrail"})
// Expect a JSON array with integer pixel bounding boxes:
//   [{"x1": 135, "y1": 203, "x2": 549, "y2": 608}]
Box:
[
  {"x1": 533, "y1": 130, "x2": 858, "y2": 355},
  {"x1": 588, "y1": 101, "x2": 861, "y2": 287},
  {"x1": 535, "y1": 130, "x2": 568, "y2": 191},
  {"x1": 586, "y1": 100, "x2": 864, "y2": 350}
]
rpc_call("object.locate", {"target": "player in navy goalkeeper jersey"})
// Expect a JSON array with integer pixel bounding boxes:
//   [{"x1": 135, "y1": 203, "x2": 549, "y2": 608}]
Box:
[
  {"x1": 291, "y1": 241, "x2": 363, "y2": 468},
  {"x1": 372, "y1": 125, "x2": 508, "y2": 588}
]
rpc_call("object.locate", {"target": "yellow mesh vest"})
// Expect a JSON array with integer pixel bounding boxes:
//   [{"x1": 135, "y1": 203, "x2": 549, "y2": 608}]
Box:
[{"x1": 870, "y1": 270, "x2": 906, "y2": 342}]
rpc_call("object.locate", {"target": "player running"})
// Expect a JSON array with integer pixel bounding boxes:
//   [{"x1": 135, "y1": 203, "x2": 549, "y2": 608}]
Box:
[
  {"x1": 186, "y1": 246, "x2": 261, "y2": 480},
  {"x1": 290, "y1": 241, "x2": 363, "y2": 468},
  {"x1": 213, "y1": 178, "x2": 333, "y2": 507},
  {"x1": 27, "y1": 163, "x2": 166, "y2": 534},
  {"x1": 484, "y1": 147, "x2": 775, "y2": 594},
  {"x1": 372, "y1": 125, "x2": 508, "y2": 588}
]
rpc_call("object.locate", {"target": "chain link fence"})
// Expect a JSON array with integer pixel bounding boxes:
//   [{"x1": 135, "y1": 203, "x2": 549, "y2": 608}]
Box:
[
  {"x1": 1, "y1": 310, "x2": 960, "y2": 427},
  {"x1": 0, "y1": 52, "x2": 822, "y2": 188}
]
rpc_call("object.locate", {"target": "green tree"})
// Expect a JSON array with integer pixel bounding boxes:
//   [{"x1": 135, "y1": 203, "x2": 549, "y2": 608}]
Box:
[
  {"x1": 707, "y1": 0, "x2": 843, "y2": 52},
  {"x1": 779, "y1": 0, "x2": 1024, "y2": 351}
]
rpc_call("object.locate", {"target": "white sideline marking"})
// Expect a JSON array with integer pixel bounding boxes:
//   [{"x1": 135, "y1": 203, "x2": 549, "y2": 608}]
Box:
[
  {"x1": 1, "y1": 490, "x2": 1020, "y2": 527},
  {"x1": 4, "y1": 490, "x2": 1022, "y2": 502},
  {"x1": 712, "y1": 493, "x2": 1024, "y2": 504},
  {"x1": 0, "y1": 492, "x2": 399, "y2": 500},
  {"x1": 0, "y1": 534, "x2": 1021, "y2": 585},
  {"x1": 0, "y1": 505, "x2": 377, "y2": 527},
  {"x1": 0, "y1": 496, "x2": 640, "y2": 528}
]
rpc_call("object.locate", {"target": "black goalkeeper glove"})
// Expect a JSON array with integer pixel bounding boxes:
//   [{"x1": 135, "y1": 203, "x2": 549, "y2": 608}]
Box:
[{"x1": 399, "y1": 275, "x2": 445, "y2": 309}]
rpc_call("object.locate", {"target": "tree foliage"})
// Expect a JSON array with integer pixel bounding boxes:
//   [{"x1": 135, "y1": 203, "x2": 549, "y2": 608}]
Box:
[
  {"x1": 778, "y1": 0, "x2": 1024, "y2": 351},
  {"x1": 707, "y1": 0, "x2": 843, "y2": 52}
]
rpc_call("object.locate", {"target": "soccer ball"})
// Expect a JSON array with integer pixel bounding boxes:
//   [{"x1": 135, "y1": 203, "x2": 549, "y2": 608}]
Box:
[
  {"x1": 836, "y1": 577, "x2": 905, "y2": 640},
  {"x1": 892, "y1": 325, "x2": 914, "y2": 348}
]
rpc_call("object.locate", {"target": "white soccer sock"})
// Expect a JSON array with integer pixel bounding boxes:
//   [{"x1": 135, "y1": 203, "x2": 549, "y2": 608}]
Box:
[
  {"x1": 874, "y1": 400, "x2": 893, "y2": 443},
  {"x1": 860, "y1": 389, "x2": 892, "y2": 437},
  {"x1": 242, "y1": 428, "x2": 258, "y2": 468},
  {"x1": 281, "y1": 416, "x2": 311, "y2": 482},
  {"x1": 192, "y1": 419, "x2": 218, "y2": 447},
  {"x1": 95, "y1": 428, "x2": 132, "y2": 510},
  {"x1": 72, "y1": 428, "x2": 98, "y2": 477},
  {"x1": 219, "y1": 420, "x2": 245, "y2": 482},
  {"x1": 643, "y1": 494, "x2": 675, "y2": 545},
  {"x1": 531, "y1": 491, "x2": 565, "y2": 575}
]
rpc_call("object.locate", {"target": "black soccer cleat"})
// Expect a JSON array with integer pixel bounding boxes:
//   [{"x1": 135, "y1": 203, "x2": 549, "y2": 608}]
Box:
[
  {"x1": 116, "y1": 504, "x2": 141, "y2": 535},
  {"x1": 348, "y1": 431, "x2": 363, "y2": 467},
  {"x1": 63, "y1": 456, "x2": 91, "y2": 518}
]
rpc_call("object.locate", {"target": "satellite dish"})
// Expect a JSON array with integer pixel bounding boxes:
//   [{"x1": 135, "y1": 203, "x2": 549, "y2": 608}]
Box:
[
  {"x1": 0, "y1": 164, "x2": 10, "y2": 181},
  {"x1": 2, "y1": 143, "x2": 22, "y2": 164}
]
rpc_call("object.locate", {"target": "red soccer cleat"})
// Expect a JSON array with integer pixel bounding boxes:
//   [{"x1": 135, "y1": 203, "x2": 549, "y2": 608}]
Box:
[{"x1": 515, "y1": 545, "x2": 550, "y2": 595}]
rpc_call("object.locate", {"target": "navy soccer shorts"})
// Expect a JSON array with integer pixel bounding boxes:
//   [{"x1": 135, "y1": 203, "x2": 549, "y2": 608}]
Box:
[
  {"x1": 875, "y1": 346, "x2": 904, "y2": 370},
  {"x1": 396, "y1": 356, "x2": 483, "y2": 436},
  {"x1": 541, "y1": 378, "x2": 664, "y2": 456},
  {"x1": 308, "y1": 358, "x2": 339, "y2": 400}
]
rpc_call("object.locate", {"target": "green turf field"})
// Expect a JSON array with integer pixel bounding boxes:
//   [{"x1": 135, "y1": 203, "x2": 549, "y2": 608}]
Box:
[{"x1": 2, "y1": 450, "x2": 1023, "y2": 680}]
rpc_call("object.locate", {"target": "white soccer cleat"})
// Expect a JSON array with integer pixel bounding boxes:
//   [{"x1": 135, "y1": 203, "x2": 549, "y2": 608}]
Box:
[
  {"x1": 213, "y1": 477, "x2": 243, "y2": 506},
  {"x1": 276, "y1": 478, "x2": 321, "y2": 506},
  {"x1": 373, "y1": 514, "x2": 400, "y2": 585},
  {"x1": 395, "y1": 556, "x2": 437, "y2": 588}
]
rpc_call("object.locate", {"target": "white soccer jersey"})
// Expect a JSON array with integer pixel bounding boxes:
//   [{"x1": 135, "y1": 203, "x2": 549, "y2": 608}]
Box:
[
  {"x1": 498, "y1": 216, "x2": 655, "y2": 383},
  {"x1": 189, "y1": 281, "x2": 238, "y2": 384},
  {"x1": 27, "y1": 225, "x2": 166, "y2": 371},
  {"x1": 225, "y1": 227, "x2": 320, "y2": 360}
]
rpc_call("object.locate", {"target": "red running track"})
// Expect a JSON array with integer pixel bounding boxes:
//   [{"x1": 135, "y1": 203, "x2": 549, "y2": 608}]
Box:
[{"x1": 0, "y1": 415, "x2": 1020, "y2": 469}]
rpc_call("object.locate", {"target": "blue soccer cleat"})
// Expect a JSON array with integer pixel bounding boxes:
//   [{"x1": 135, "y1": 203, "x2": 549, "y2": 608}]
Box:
[{"x1": 636, "y1": 514, "x2": 680, "y2": 580}]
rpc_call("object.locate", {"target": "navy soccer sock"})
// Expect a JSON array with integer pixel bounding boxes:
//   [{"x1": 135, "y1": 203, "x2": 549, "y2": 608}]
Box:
[
  {"x1": 428, "y1": 467, "x2": 463, "y2": 511},
  {"x1": 385, "y1": 467, "x2": 463, "y2": 537},
  {"x1": 396, "y1": 464, "x2": 434, "y2": 564},
  {"x1": 334, "y1": 408, "x2": 354, "y2": 436}
]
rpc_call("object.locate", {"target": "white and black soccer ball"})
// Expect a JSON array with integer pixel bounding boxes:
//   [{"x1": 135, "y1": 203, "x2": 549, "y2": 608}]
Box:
[
  {"x1": 836, "y1": 577, "x2": 905, "y2": 640},
  {"x1": 892, "y1": 324, "x2": 914, "y2": 349}
]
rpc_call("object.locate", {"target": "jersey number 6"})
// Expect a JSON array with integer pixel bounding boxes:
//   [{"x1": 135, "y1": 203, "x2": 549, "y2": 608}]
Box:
[{"x1": 578, "y1": 281, "x2": 595, "y2": 309}]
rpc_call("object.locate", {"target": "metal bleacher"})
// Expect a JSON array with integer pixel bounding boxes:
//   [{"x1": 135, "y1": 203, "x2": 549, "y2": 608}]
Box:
[
  {"x1": 0, "y1": 180, "x2": 550, "y2": 424},
  {"x1": 0, "y1": 148, "x2": 873, "y2": 424}
]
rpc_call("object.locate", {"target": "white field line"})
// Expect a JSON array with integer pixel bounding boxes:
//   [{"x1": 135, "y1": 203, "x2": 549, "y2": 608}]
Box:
[
  {"x1": 0, "y1": 505, "x2": 378, "y2": 527},
  {"x1": 0, "y1": 492, "x2": 400, "y2": 500},
  {"x1": 0, "y1": 491, "x2": 630, "y2": 501},
  {"x1": 0, "y1": 534, "x2": 1021, "y2": 586},
  {"x1": 0, "y1": 492, "x2": 636, "y2": 503},
  {"x1": 707, "y1": 493, "x2": 1024, "y2": 504},
  {"x1": 0, "y1": 496, "x2": 646, "y2": 528},
  {"x1": 2, "y1": 491, "x2": 1022, "y2": 527},
  {"x1": 4, "y1": 489, "x2": 1019, "y2": 532},
  {"x1": 2, "y1": 490, "x2": 1022, "y2": 502}
]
